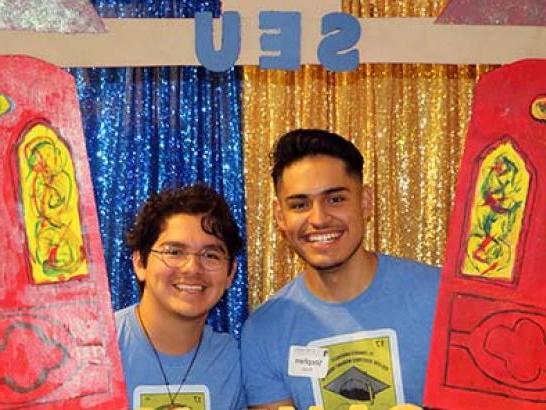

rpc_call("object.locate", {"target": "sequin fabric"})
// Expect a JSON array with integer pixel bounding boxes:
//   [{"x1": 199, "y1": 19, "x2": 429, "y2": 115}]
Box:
[
  {"x1": 243, "y1": 0, "x2": 497, "y2": 307},
  {"x1": 437, "y1": 0, "x2": 546, "y2": 26},
  {"x1": 0, "y1": 0, "x2": 106, "y2": 33},
  {"x1": 69, "y1": 0, "x2": 247, "y2": 337}
]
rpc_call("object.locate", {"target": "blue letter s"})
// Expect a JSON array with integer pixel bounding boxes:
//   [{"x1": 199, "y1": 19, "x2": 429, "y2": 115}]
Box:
[{"x1": 318, "y1": 12, "x2": 360, "y2": 72}]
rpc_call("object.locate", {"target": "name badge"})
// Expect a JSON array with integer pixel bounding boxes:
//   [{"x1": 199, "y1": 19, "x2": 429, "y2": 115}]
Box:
[{"x1": 288, "y1": 345, "x2": 329, "y2": 378}]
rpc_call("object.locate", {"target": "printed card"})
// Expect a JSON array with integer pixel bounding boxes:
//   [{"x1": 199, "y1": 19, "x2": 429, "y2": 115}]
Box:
[
  {"x1": 133, "y1": 385, "x2": 210, "y2": 410},
  {"x1": 309, "y1": 329, "x2": 404, "y2": 410}
]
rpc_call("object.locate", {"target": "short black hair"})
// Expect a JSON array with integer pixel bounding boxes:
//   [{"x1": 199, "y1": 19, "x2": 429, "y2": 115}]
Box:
[
  {"x1": 126, "y1": 184, "x2": 242, "y2": 270},
  {"x1": 271, "y1": 129, "x2": 364, "y2": 190}
]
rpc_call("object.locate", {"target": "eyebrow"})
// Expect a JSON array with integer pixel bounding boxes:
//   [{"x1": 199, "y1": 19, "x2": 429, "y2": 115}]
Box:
[
  {"x1": 158, "y1": 241, "x2": 228, "y2": 254},
  {"x1": 285, "y1": 187, "x2": 350, "y2": 201},
  {"x1": 203, "y1": 244, "x2": 228, "y2": 254}
]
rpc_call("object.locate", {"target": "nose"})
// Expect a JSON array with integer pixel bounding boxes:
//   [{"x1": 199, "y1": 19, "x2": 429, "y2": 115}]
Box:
[
  {"x1": 308, "y1": 202, "x2": 330, "y2": 227},
  {"x1": 180, "y1": 253, "x2": 203, "y2": 273}
]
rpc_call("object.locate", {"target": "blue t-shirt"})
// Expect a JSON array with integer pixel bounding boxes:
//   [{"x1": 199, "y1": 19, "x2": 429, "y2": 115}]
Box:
[
  {"x1": 241, "y1": 254, "x2": 439, "y2": 409},
  {"x1": 116, "y1": 304, "x2": 245, "y2": 410}
]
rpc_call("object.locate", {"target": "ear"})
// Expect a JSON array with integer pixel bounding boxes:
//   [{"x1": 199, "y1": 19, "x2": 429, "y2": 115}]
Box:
[
  {"x1": 226, "y1": 259, "x2": 237, "y2": 288},
  {"x1": 273, "y1": 197, "x2": 287, "y2": 232},
  {"x1": 360, "y1": 184, "x2": 373, "y2": 221},
  {"x1": 133, "y1": 251, "x2": 147, "y2": 282}
]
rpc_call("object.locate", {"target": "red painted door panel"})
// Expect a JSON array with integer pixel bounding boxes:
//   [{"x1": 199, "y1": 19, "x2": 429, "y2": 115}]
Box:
[
  {"x1": 0, "y1": 55, "x2": 127, "y2": 409},
  {"x1": 425, "y1": 59, "x2": 546, "y2": 410}
]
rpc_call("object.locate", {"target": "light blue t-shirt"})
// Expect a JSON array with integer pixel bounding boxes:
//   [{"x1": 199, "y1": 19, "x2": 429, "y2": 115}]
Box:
[
  {"x1": 116, "y1": 304, "x2": 245, "y2": 410},
  {"x1": 241, "y1": 254, "x2": 440, "y2": 409}
]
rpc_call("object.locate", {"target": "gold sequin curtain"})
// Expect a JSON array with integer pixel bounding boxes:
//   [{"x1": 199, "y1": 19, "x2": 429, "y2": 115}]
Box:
[{"x1": 242, "y1": 0, "x2": 496, "y2": 308}]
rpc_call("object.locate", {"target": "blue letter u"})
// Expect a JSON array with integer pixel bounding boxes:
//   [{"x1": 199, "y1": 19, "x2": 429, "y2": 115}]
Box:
[{"x1": 195, "y1": 11, "x2": 241, "y2": 72}]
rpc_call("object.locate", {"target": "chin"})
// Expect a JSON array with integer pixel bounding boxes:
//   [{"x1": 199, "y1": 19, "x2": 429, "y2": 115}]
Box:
[
  {"x1": 177, "y1": 310, "x2": 209, "y2": 321},
  {"x1": 306, "y1": 257, "x2": 346, "y2": 271},
  {"x1": 172, "y1": 303, "x2": 210, "y2": 319},
  {"x1": 302, "y1": 241, "x2": 363, "y2": 271}
]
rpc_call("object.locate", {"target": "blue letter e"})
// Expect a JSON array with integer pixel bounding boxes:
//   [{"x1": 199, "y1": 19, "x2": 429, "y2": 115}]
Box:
[
  {"x1": 195, "y1": 11, "x2": 241, "y2": 72},
  {"x1": 259, "y1": 11, "x2": 301, "y2": 70}
]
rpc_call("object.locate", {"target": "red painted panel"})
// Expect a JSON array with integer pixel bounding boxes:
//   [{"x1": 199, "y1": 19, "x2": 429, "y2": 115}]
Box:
[
  {"x1": 425, "y1": 59, "x2": 546, "y2": 409},
  {"x1": 0, "y1": 55, "x2": 127, "y2": 409}
]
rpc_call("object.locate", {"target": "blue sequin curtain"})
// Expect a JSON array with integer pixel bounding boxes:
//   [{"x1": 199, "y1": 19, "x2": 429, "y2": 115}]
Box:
[{"x1": 70, "y1": 0, "x2": 248, "y2": 337}]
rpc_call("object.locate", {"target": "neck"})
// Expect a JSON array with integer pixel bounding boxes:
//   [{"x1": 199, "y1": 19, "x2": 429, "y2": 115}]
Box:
[
  {"x1": 137, "y1": 297, "x2": 205, "y2": 355},
  {"x1": 304, "y1": 248, "x2": 377, "y2": 302}
]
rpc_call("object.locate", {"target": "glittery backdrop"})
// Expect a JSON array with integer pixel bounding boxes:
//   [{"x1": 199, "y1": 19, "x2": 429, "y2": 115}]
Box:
[
  {"x1": 70, "y1": 0, "x2": 247, "y2": 337},
  {"x1": 0, "y1": 0, "x2": 106, "y2": 33},
  {"x1": 437, "y1": 0, "x2": 546, "y2": 26},
  {"x1": 62, "y1": 0, "x2": 501, "y2": 329},
  {"x1": 243, "y1": 0, "x2": 497, "y2": 308}
]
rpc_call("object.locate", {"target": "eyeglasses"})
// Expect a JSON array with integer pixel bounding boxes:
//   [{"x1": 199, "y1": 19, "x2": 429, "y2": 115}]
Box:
[{"x1": 150, "y1": 248, "x2": 229, "y2": 271}]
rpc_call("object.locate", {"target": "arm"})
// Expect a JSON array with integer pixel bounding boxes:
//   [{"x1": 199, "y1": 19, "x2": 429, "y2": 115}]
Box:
[{"x1": 241, "y1": 318, "x2": 293, "y2": 407}]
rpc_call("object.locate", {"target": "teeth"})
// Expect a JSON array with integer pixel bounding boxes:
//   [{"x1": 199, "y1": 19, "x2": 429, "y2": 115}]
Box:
[
  {"x1": 307, "y1": 232, "x2": 342, "y2": 243},
  {"x1": 174, "y1": 284, "x2": 204, "y2": 292}
]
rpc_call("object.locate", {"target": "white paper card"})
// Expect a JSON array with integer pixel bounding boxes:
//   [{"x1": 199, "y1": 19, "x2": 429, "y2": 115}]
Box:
[{"x1": 288, "y1": 345, "x2": 329, "y2": 378}]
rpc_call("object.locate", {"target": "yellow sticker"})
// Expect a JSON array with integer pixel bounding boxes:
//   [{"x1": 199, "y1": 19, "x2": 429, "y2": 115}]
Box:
[
  {"x1": 139, "y1": 392, "x2": 206, "y2": 409},
  {"x1": 0, "y1": 94, "x2": 12, "y2": 116},
  {"x1": 18, "y1": 123, "x2": 88, "y2": 283},
  {"x1": 135, "y1": 385, "x2": 210, "y2": 410},
  {"x1": 462, "y1": 141, "x2": 529, "y2": 280},
  {"x1": 531, "y1": 96, "x2": 546, "y2": 122}
]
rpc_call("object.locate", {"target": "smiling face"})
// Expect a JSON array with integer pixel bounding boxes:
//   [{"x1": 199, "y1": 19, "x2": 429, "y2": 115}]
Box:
[
  {"x1": 274, "y1": 155, "x2": 371, "y2": 273},
  {"x1": 134, "y1": 213, "x2": 235, "y2": 323}
]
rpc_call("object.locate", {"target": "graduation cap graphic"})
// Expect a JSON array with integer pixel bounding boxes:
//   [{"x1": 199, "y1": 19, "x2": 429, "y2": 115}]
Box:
[{"x1": 325, "y1": 366, "x2": 390, "y2": 402}]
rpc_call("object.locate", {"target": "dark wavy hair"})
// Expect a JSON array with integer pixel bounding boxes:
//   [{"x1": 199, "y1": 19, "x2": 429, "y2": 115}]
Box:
[
  {"x1": 271, "y1": 128, "x2": 364, "y2": 190},
  {"x1": 126, "y1": 184, "x2": 242, "y2": 272}
]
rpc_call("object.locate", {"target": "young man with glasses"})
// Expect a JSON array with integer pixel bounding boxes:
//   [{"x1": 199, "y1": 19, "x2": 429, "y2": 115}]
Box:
[{"x1": 115, "y1": 184, "x2": 245, "y2": 409}]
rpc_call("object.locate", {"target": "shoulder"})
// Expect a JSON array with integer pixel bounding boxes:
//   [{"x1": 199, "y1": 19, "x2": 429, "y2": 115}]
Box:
[
  {"x1": 243, "y1": 278, "x2": 302, "y2": 327},
  {"x1": 202, "y1": 325, "x2": 239, "y2": 355},
  {"x1": 201, "y1": 326, "x2": 241, "y2": 372},
  {"x1": 200, "y1": 329, "x2": 245, "y2": 408},
  {"x1": 379, "y1": 253, "x2": 439, "y2": 278},
  {"x1": 241, "y1": 277, "x2": 304, "y2": 343},
  {"x1": 115, "y1": 304, "x2": 136, "y2": 330},
  {"x1": 114, "y1": 304, "x2": 148, "y2": 352},
  {"x1": 377, "y1": 254, "x2": 440, "y2": 310},
  {"x1": 114, "y1": 304, "x2": 142, "y2": 357},
  {"x1": 377, "y1": 253, "x2": 440, "y2": 297}
]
